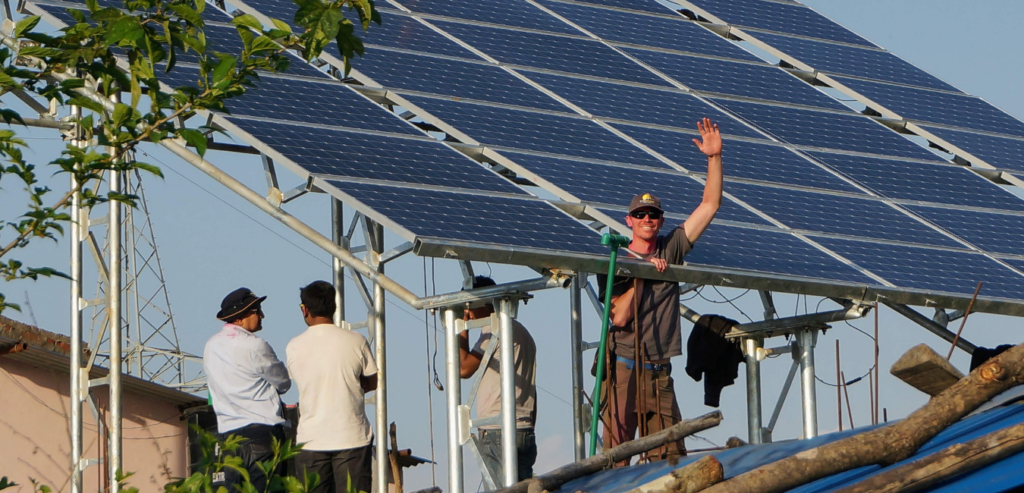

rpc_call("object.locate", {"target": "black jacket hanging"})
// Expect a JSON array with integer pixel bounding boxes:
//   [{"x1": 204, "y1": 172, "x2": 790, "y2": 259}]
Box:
[{"x1": 685, "y1": 314, "x2": 744, "y2": 407}]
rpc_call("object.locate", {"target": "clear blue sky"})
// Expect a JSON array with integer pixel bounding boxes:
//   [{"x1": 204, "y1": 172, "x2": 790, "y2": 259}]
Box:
[{"x1": 3, "y1": 0, "x2": 1024, "y2": 490}]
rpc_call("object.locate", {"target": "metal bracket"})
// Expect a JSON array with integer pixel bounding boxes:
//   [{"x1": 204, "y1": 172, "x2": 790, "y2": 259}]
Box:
[
  {"x1": 459, "y1": 261, "x2": 475, "y2": 289},
  {"x1": 380, "y1": 241, "x2": 414, "y2": 264}
]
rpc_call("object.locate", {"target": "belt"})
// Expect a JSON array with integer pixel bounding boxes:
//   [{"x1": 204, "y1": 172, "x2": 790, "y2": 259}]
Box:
[{"x1": 616, "y1": 356, "x2": 671, "y2": 372}]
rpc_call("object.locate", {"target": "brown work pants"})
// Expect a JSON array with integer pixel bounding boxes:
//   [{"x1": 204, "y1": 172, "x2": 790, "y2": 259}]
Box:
[{"x1": 600, "y1": 360, "x2": 685, "y2": 463}]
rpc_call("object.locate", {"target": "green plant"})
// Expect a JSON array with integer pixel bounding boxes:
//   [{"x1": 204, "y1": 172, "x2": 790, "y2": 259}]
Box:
[
  {"x1": 165, "y1": 425, "x2": 319, "y2": 493},
  {"x1": 0, "y1": 0, "x2": 379, "y2": 313}
]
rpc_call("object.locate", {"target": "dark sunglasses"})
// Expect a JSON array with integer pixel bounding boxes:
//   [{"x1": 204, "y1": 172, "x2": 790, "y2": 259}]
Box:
[{"x1": 630, "y1": 210, "x2": 663, "y2": 220}]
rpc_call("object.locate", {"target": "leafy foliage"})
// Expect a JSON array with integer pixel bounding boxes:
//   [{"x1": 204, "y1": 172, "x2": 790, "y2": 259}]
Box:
[
  {"x1": 0, "y1": 0, "x2": 378, "y2": 313},
  {"x1": 164, "y1": 426, "x2": 320, "y2": 493}
]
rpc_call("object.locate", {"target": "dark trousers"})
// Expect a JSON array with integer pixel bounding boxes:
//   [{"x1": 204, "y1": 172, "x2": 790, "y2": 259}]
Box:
[
  {"x1": 296, "y1": 444, "x2": 373, "y2": 493},
  {"x1": 478, "y1": 428, "x2": 537, "y2": 483},
  {"x1": 601, "y1": 361, "x2": 685, "y2": 462},
  {"x1": 215, "y1": 424, "x2": 287, "y2": 492}
]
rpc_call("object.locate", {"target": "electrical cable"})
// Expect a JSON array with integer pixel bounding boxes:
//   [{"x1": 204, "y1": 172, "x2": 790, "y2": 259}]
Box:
[
  {"x1": 422, "y1": 257, "x2": 437, "y2": 487},
  {"x1": 702, "y1": 286, "x2": 753, "y2": 323}
]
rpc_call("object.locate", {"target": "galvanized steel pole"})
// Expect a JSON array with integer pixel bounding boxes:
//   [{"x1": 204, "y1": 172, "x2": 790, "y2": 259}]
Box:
[
  {"x1": 68, "y1": 105, "x2": 83, "y2": 493},
  {"x1": 798, "y1": 329, "x2": 818, "y2": 438},
  {"x1": 569, "y1": 275, "x2": 586, "y2": 461},
  {"x1": 444, "y1": 309, "x2": 464, "y2": 493},
  {"x1": 108, "y1": 115, "x2": 123, "y2": 486},
  {"x1": 331, "y1": 199, "x2": 346, "y2": 324},
  {"x1": 370, "y1": 221, "x2": 388, "y2": 493},
  {"x1": 498, "y1": 298, "x2": 518, "y2": 486},
  {"x1": 744, "y1": 337, "x2": 763, "y2": 444}
]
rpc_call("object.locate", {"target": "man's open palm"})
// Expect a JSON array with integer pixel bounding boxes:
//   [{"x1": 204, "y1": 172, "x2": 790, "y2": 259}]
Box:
[{"x1": 692, "y1": 117, "x2": 723, "y2": 157}]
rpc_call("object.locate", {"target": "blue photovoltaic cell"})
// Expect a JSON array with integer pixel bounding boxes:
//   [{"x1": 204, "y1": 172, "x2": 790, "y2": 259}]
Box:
[
  {"x1": 353, "y1": 50, "x2": 567, "y2": 112},
  {"x1": 161, "y1": 66, "x2": 418, "y2": 134},
  {"x1": 750, "y1": 32, "x2": 956, "y2": 92},
  {"x1": 432, "y1": 21, "x2": 670, "y2": 86},
  {"x1": 596, "y1": 213, "x2": 875, "y2": 283},
  {"x1": 685, "y1": 0, "x2": 873, "y2": 47},
  {"x1": 625, "y1": 49, "x2": 847, "y2": 111},
  {"x1": 611, "y1": 125, "x2": 862, "y2": 192},
  {"x1": 228, "y1": 117, "x2": 524, "y2": 193},
  {"x1": 326, "y1": 180, "x2": 608, "y2": 255},
  {"x1": 727, "y1": 182, "x2": 960, "y2": 247},
  {"x1": 832, "y1": 76, "x2": 1024, "y2": 138},
  {"x1": 402, "y1": 95, "x2": 670, "y2": 168},
  {"x1": 238, "y1": 0, "x2": 481, "y2": 59},
  {"x1": 553, "y1": 0, "x2": 674, "y2": 15},
  {"x1": 905, "y1": 206, "x2": 1024, "y2": 258},
  {"x1": 523, "y1": 72, "x2": 758, "y2": 134},
  {"x1": 712, "y1": 99, "x2": 942, "y2": 161},
  {"x1": 535, "y1": 0, "x2": 761, "y2": 62},
  {"x1": 499, "y1": 151, "x2": 771, "y2": 225},
  {"x1": 813, "y1": 237, "x2": 1024, "y2": 299},
  {"x1": 918, "y1": 125, "x2": 1024, "y2": 174},
  {"x1": 395, "y1": 0, "x2": 579, "y2": 35},
  {"x1": 807, "y1": 152, "x2": 1024, "y2": 212}
]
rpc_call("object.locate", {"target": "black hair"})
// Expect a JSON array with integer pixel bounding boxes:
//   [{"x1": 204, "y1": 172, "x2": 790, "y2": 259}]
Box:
[
  {"x1": 300, "y1": 281, "x2": 337, "y2": 319},
  {"x1": 472, "y1": 275, "x2": 496, "y2": 289}
]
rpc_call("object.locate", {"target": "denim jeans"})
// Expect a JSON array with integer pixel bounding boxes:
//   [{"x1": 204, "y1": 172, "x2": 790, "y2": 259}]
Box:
[
  {"x1": 477, "y1": 428, "x2": 537, "y2": 483},
  {"x1": 214, "y1": 424, "x2": 286, "y2": 492}
]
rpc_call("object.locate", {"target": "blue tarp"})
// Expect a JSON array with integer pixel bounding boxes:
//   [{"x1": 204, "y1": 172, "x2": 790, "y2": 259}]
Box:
[{"x1": 562, "y1": 402, "x2": 1024, "y2": 493}]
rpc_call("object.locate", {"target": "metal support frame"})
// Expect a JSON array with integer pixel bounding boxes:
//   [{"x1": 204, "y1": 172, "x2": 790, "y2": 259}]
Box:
[
  {"x1": 569, "y1": 275, "x2": 586, "y2": 461},
  {"x1": 883, "y1": 302, "x2": 977, "y2": 354},
  {"x1": 68, "y1": 104, "x2": 84, "y2": 493},
  {"x1": 444, "y1": 308, "x2": 464, "y2": 493},
  {"x1": 797, "y1": 328, "x2": 818, "y2": 438},
  {"x1": 332, "y1": 199, "x2": 346, "y2": 324},
  {"x1": 367, "y1": 219, "x2": 388, "y2": 493},
  {"x1": 497, "y1": 297, "x2": 518, "y2": 486},
  {"x1": 743, "y1": 337, "x2": 764, "y2": 444},
  {"x1": 107, "y1": 91, "x2": 124, "y2": 487}
]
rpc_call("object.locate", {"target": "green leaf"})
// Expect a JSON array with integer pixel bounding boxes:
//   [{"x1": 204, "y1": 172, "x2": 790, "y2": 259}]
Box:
[
  {"x1": 270, "y1": 18, "x2": 292, "y2": 34},
  {"x1": 169, "y1": 3, "x2": 202, "y2": 26},
  {"x1": 232, "y1": 14, "x2": 263, "y2": 31},
  {"x1": 211, "y1": 55, "x2": 236, "y2": 84},
  {"x1": 130, "y1": 74, "x2": 142, "y2": 109},
  {"x1": 66, "y1": 96, "x2": 106, "y2": 113},
  {"x1": 13, "y1": 16, "x2": 40, "y2": 37},
  {"x1": 195, "y1": 0, "x2": 206, "y2": 15},
  {"x1": 106, "y1": 16, "x2": 144, "y2": 45},
  {"x1": 131, "y1": 161, "x2": 163, "y2": 177},
  {"x1": 111, "y1": 102, "x2": 132, "y2": 127},
  {"x1": 177, "y1": 128, "x2": 207, "y2": 157}
]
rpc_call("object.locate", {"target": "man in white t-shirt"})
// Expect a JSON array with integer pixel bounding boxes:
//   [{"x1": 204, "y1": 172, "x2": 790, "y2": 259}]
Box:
[
  {"x1": 459, "y1": 276, "x2": 538, "y2": 482},
  {"x1": 287, "y1": 281, "x2": 378, "y2": 493}
]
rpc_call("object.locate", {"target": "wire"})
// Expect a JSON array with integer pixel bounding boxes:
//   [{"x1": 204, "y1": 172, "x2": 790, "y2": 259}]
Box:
[
  {"x1": 687, "y1": 434, "x2": 719, "y2": 447},
  {"x1": 423, "y1": 258, "x2": 438, "y2": 488},
  {"x1": 699, "y1": 286, "x2": 753, "y2": 323}
]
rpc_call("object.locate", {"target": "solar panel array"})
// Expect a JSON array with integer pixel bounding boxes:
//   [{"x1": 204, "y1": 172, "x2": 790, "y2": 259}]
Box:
[{"x1": 26, "y1": 0, "x2": 1024, "y2": 312}]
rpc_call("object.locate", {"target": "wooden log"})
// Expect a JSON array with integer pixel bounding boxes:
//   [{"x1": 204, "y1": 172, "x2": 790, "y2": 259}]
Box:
[
  {"x1": 891, "y1": 344, "x2": 964, "y2": 397},
  {"x1": 697, "y1": 342, "x2": 1024, "y2": 493},
  {"x1": 496, "y1": 411, "x2": 723, "y2": 493},
  {"x1": 637, "y1": 456, "x2": 724, "y2": 493},
  {"x1": 834, "y1": 421, "x2": 1024, "y2": 493}
]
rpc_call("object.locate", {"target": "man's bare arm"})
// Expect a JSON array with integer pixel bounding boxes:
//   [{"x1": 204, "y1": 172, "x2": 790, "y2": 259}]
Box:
[
  {"x1": 459, "y1": 330, "x2": 483, "y2": 378},
  {"x1": 609, "y1": 287, "x2": 635, "y2": 328},
  {"x1": 683, "y1": 117, "x2": 723, "y2": 244}
]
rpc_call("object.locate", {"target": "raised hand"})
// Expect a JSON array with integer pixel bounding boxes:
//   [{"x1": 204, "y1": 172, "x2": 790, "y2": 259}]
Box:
[
  {"x1": 691, "y1": 117, "x2": 722, "y2": 158},
  {"x1": 650, "y1": 257, "x2": 668, "y2": 273}
]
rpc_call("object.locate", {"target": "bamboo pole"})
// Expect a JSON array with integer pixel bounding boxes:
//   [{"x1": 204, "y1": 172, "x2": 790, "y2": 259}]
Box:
[{"x1": 841, "y1": 371, "x2": 854, "y2": 429}]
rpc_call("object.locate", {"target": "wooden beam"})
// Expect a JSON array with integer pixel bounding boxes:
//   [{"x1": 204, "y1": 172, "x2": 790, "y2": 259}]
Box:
[{"x1": 891, "y1": 344, "x2": 964, "y2": 397}]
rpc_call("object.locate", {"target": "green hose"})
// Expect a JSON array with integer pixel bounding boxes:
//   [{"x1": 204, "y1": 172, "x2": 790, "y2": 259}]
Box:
[{"x1": 589, "y1": 233, "x2": 631, "y2": 456}]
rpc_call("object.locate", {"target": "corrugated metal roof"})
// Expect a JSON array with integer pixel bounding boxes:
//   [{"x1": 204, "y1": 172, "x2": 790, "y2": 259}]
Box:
[{"x1": 563, "y1": 399, "x2": 1024, "y2": 493}]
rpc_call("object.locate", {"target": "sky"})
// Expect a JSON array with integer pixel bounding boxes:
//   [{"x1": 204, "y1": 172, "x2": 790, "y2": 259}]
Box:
[{"x1": 2, "y1": 0, "x2": 1024, "y2": 491}]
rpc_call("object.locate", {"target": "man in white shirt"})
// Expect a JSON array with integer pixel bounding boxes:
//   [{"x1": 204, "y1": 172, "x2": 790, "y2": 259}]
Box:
[
  {"x1": 288, "y1": 280, "x2": 378, "y2": 493},
  {"x1": 203, "y1": 287, "x2": 291, "y2": 491},
  {"x1": 459, "y1": 276, "x2": 538, "y2": 482}
]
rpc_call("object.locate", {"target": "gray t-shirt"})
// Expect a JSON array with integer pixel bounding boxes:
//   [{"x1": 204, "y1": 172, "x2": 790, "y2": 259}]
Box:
[
  {"x1": 471, "y1": 320, "x2": 537, "y2": 429},
  {"x1": 598, "y1": 226, "x2": 692, "y2": 361}
]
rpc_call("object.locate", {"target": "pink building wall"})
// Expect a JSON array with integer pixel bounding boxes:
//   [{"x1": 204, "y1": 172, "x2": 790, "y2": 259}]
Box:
[{"x1": 0, "y1": 357, "x2": 190, "y2": 492}]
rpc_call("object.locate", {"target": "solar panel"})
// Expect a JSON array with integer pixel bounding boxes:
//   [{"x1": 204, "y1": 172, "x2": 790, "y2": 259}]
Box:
[
  {"x1": 725, "y1": 182, "x2": 961, "y2": 248},
  {"x1": 682, "y1": 0, "x2": 875, "y2": 47},
  {"x1": 812, "y1": 236, "x2": 1024, "y2": 300},
  {"x1": 749, "y1": 31, "x2": 957, "y2": 92},
  {"x1": 535, "y1": 0, "x2": 762, "y2": 62},
  {"x1": 594, "y1": 211, "x2": 875, "y2": 284},
  {"x1": 430, "y1": 20, "x2": 670, "y2": 86},
  {"x1": 807, "y1": 152, "x2": 1024, "y2": 212},
  {"x1": 917, "y1": 125, "x2": 1024, "y2": 174},
  {"x1": 610, "y1": 125, "x2": 863, "y2": 192},
  {"x1": 394, "y1": 0, "x2": 580, "y2": 35},
  {"x1": 905, "y1": 206, "x2": 1024, "y2": 258},
  {"x1": 323, "y1": 180, "x2": 609, "y2": 256},
  {"x1": 497, "y1": 151, "x2": 772, "y2": 225},
  {"x1": 352, "y1": 50, "x2": 568, "y2": 112},
  {"x1": 521, "y1": 72, "x2": 758, "y2": 134},
  {"x1": 832, "y1": 76, "x2": 1024, "y2": 138},
  {"x1": 227, "y1": 117, "x2": 526, "y2": 194},
  {"x1": 401, "y1": 94, "x2": 671, "y2": 168},
  {"x1": 712, "y1": 99, "x2": 942, "y2": 161},
  {"x1": 552, "y1": 0, "x2": 674, "y2": 15},
  {"x1": 624, "y1": 48, "x2": 848, "y2": 111}
]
